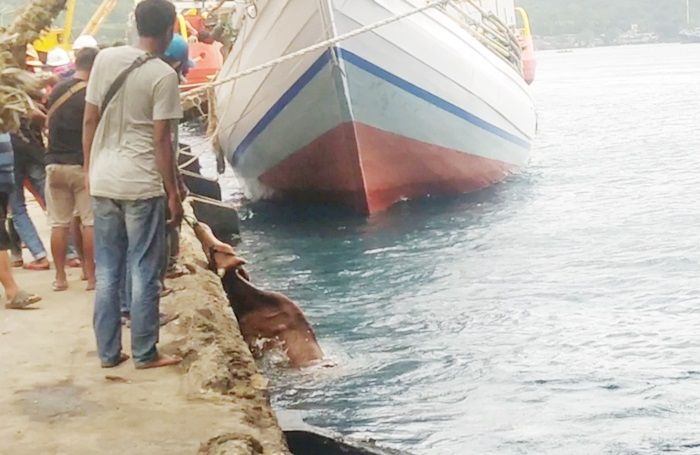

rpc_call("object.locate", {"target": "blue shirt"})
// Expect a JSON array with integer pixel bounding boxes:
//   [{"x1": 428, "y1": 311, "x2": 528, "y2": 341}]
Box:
[{"x1": 0, "y1": 133, "x2": 15, "y2": 194}]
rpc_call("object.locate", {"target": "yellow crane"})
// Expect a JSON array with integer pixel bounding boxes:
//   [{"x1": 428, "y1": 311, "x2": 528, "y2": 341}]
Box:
[
  {"x1": 32, "y1": 0, "x2": 119, "y2": 53},
  {"x1": 80, "y1": 0, "x2": 120, "y2": 37},
  {"x1": 31, "y1": 0, "x2": 76, "y2": 52},
  {"x1": 61, "y1": 0, "x2": 77, "y2": 48}
]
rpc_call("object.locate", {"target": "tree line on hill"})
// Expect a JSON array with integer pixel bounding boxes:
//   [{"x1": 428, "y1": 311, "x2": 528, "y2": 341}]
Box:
[{"x1": 518, "y1": 0, "x2": 698, "y2": 40}]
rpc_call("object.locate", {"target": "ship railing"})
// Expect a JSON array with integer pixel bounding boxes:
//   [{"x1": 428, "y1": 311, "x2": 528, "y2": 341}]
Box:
[{"x1": 440, "y1": 0, "x2": 523, "y2": 74}]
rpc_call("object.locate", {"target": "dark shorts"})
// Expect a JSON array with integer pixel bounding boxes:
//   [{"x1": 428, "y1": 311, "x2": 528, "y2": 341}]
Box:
[{"x1": 0, "y1": 192, "x2": 10, "y2": 250}]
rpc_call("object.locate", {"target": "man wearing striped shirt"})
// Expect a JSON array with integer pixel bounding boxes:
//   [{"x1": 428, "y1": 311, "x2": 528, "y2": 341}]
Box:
[{"x1": 0, "y1": 133, "x2": 41, "y2": 309}]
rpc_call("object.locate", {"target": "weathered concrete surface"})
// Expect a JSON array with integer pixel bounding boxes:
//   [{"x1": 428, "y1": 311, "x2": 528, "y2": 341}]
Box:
[{"x1": 0, "y1": 195, "x2": 290, "y2": 455}]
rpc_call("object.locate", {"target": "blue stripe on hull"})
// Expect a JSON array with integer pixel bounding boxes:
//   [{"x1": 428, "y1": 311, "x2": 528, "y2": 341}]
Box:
[
  {"x1": 337, "y1": 49, "x2": 531, "y2": 149},
  {"x1": 232, "y1": 51, "x2": 334, "y2": 164},
  {"x1": 232, "y1": 48, "x2": 529, "y2": 163}
]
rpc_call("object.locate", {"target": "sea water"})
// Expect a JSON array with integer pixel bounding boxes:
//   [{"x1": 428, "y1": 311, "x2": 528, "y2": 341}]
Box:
[{"x1": 196, "y1": 43, "x2": 700, "y2": 454}]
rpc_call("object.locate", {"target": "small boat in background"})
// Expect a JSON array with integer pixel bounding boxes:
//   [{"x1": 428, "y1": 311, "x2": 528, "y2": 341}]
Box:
[
  {"x1": 214, "y1": 0, "x2": 537, "y2": 214},
  {"x1": 680, "y1": 0, "x2": 700, "y2": 43},
  {"x1": 679, "y1": 28, "x2": 700, "y2": 43}
]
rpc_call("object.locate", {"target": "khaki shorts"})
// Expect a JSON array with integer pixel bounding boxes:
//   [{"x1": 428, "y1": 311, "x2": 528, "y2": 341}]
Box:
[{"x1": 46, "y1": 164, "x2": 94, "y2": 227}]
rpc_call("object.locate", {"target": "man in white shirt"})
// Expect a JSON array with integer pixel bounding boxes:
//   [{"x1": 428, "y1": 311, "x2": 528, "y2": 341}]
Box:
[{"x1": 83, "y1": 0, "x2": 183, "y2": 369}]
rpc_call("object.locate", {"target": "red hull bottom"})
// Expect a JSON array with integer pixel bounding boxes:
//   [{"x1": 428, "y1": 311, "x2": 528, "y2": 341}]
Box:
[{"x1": 259, "y1": 122, "x2": 515, "y2": 214}]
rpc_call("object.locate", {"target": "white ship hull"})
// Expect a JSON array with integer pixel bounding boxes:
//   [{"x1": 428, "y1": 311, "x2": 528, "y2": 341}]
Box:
[{"x1": 215, "y1": 0, "x2": 536, "y2": 213}]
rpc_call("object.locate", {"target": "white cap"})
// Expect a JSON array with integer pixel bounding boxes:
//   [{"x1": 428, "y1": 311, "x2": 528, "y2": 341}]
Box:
[
  {"x1": 72, "y1": 35, "x2": 98, "y2": 51},
  {"x1": 46, "y1": 47, "x2": 71, "y2": 67}
]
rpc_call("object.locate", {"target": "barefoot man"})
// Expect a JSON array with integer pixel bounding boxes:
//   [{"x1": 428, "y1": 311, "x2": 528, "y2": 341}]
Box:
[{"x1": 83, "y1": 0, "x2": 183, "y2": 369}]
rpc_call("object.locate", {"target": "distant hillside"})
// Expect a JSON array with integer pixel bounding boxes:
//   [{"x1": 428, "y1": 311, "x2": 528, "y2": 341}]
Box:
[
  {"x1": 518, "y1": 0, "x2": 696, "y2": 40},
  {"x1": 0, "y1": 0, "x2": 134, "y2": 44},
  {"x1": 2, "y1": 0, "x2": 696, "y2": 45}
]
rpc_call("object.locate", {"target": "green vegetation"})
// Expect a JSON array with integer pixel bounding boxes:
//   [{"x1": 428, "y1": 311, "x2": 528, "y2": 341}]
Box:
[{"x1": 519, "y1": 0, "x2": 698, "y2": 39}]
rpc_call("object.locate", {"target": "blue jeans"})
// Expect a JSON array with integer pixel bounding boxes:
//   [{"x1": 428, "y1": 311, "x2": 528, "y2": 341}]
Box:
[
  {"x1": 10, "y1": 161, "x2": 47, "y2": 260},
  {"x1": 93, "y1": 196, "x2": 165, "y2": 365},
  {"x1": 9, "y1": 161, "x2": 79, "y2": 261}
]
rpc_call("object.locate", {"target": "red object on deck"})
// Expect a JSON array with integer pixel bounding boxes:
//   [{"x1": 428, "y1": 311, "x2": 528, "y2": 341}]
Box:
[
  {"x1": 185, "y1": 42, "x2": 223, "y2": 87},
  {"x1": 520, "y1": 35, "x2": 537, "y2": 85},
  {"x1": 260, "y1": 122, "x2": 514, "y2": 214}
]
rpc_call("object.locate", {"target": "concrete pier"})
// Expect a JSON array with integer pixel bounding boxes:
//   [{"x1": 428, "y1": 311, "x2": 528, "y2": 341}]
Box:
[{"x1": 0, "y1": 194, "x2": 290, "y2": 455}]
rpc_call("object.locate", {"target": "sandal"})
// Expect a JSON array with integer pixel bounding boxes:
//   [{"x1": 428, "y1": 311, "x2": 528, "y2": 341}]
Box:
[
  {"x1": 135, "y1": 354, "x2": 182, "y2": 370},
  {"x1": 164, "y1": 263, "x2": 188, "y2": 279},
  {"x1": 160, "y1": 287, "x2": 174, "y2": 298},
  {"x1": 101, "y1": 352, "x2": 130, "y2": 368},
  {"x1": 5, "y1": 290, "x2": 41, "y2": 309},
  {"x1": 159, "y1": 312, "x2": 179, "y2": 327}
]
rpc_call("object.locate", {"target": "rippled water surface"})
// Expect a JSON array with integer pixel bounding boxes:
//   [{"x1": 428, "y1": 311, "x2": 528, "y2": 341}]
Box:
[{"x1": 204, "y1": 44, "x2": 700, "y2": 454}]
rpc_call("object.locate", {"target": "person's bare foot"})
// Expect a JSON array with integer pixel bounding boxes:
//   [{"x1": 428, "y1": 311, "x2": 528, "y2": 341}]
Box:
[
  {"x1": 86, "y1": 280, "x2": 96, "y2": 291},
  {"x1": 101, "y1": 353, "x2": 130, "y2": 368},
  {"x1": 67, "y1": 257, "x2": 82, "y2": 268},
  {"x1": 52, "y1": 280, "x2": 68, "y2": 292},
  {"x1": 23, "y1": 258, "x2": 50, "y2": 271},
  {"x1": 135, "y1": 354, "x2": 182, "y2": 370}
]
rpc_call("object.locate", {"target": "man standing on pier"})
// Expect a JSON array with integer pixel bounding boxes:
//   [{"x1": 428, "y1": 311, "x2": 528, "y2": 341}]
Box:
[
  {"x1": 83, "y1": 0, "x2": 183, "y2": 369},
  {"x1": 46, "y1": 47, "x2": 99, "y2": 292},
  {"x1": 0, "y1": 133, "x2": 41, "y2": 309}
]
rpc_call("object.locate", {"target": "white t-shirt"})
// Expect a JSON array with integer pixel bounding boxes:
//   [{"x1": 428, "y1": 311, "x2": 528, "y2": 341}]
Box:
[{"x1": 86, "y1": 46, "x2": 183, "y2": 200}]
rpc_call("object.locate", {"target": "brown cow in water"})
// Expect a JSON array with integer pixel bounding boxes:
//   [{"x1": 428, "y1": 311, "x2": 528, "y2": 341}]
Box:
[
  {"x1": 221, "y1": 268, "x2": 324, "y2": 367},
  {"x1": 193, "y1": 221, "x2": 324, "y2": 368}
]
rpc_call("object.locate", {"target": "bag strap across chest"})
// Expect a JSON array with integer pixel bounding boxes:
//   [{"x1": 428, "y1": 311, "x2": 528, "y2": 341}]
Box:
[
  {"x1": 46, "y1": 81, "x2": 87, "y2": 127},
  {"x1": 100, "y1": 52, "x2": 158, "y2": 114}
]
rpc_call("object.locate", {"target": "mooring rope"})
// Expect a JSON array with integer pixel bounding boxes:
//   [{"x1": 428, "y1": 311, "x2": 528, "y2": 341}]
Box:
[{"x1": 178, "y1": 148, "x2": 208, "y2": 170}]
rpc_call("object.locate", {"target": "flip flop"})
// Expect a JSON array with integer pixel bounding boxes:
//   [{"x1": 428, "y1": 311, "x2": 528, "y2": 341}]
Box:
[
  {"x1": 5, "y1": 290, "x2": 41, "y2": 309},
  {"x1": 160, "y1": 287, "x2": 174, "y2": 298},
  {"x1": 159, "y1": 312, "x2": 179, "y2": 327},
  {"x1": 52, "y1": 281, "x2": 68, "y2": 292},
  {"x1": 135, "y1": 354, "x2": 182, "y2": 370},
  {"x1": 164, "y1": 263, "x2": 188, "y2": 279},
  {"x1": 101, "y1": 353, "x2": 130, "y2": 368}
]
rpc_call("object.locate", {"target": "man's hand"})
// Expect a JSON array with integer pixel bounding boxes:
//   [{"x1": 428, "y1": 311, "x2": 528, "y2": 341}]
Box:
[{"x1": 167, "y1": 194, "x2": 183, "y2": 228}]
